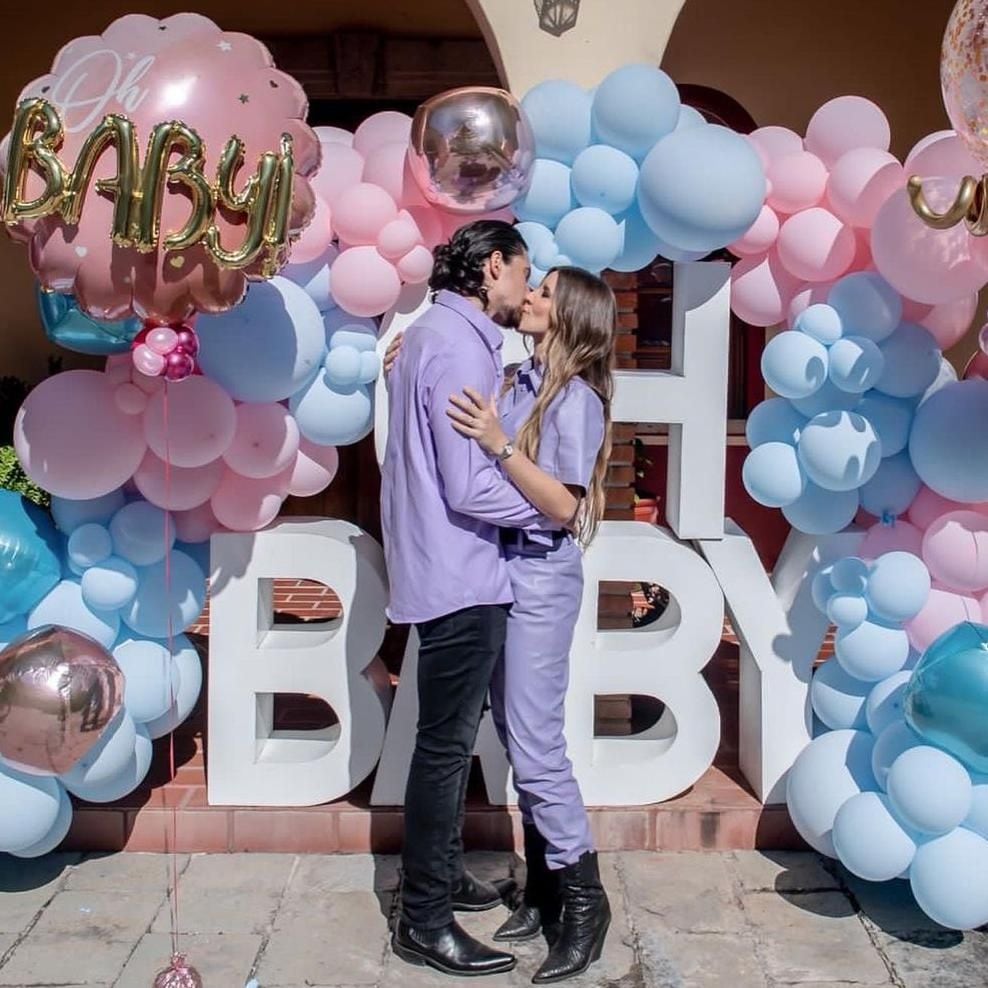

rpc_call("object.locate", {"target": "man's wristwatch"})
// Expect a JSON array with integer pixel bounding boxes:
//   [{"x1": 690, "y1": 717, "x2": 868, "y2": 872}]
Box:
[{"x1": 497, "y1": 442, "x2": 515, "y2": 462}]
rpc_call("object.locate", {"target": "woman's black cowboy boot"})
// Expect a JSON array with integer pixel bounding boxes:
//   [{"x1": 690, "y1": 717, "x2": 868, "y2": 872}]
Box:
[{"x1": 494, "y1": 824, "x2": 562, "y2": 943}]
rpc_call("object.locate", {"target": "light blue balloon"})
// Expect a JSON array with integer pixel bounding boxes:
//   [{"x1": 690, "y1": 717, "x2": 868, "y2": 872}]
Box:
[
  {"x1": 112, "y1": 637, "x2": 179, "y2": 724},
  {"x1": 62, "y1": 724, "x2": 153, "y2": 803},
  {"x1": 888, "y1": 745, "x2": 973, "y2": 834},
  {"x1": 0, "y1": 615, "x2": 27, "y2": 649},
  {"x1": 282, "y1": 240, "x2": 337, "y2": 312},
  {"x1": 910, "y1": 381, "x2": 988, "y2": 502},
  {"x1": 675, "y1": 105, "x2": 706, "y2": 131},
  {"x1": 786, "y1": 728, "x2": 877, "y2": 856},
  {"x1": 831, "y1": 557, "x2": 870, "y2": 595},
  {"x1": 197, "y1": 277, "x2": 326, "y2": 403},
  {"x1": 534, "y1": 240, "x2": 562, "y2": 270},
  {"x1": 322, "y1": 309, "x2": 379, "y2": 348},
  {"x1": 866, "y1": 551, "x2": 931, "y2": 624},
  {"x1": 866, "y1": 670, "x2": 914, "y2": 736},
  {"x1": 827, "y1": 272, "x2": 902, "y2": 343},
  {"x1": 827, "y1": 593, "x2": 869, "y2": 629},
  {"x1": 964, "y1": 780, "x2": 988, "y2": 839},
  {"x1": 828, "y1": 336, "x2": 885, "y2": 394},
  {"x1": 571, "y1": 145, "x2": 639, "y2": 215},
  {"x1": 875, "y1": 323, "x2": 941, "y2": 399},
  {"x1": 920, "y1": 356, "x2": 958, "y2": 407},
  {"x1": 109, "y1": 501, "x2": 174, "y2": 567},
  {"x1": 145, "y1": 636, "x2": 203, "y2": 740},
  {"x1": 67, "y1": 523, "x2": 112, "y2": 571},
  {"x1": 120, "y1": 549, "x2": 206, "y2": 639},
  {"x1": 176, "y1": 540, "x2": 211, "y2": 579},
  {"x1": 528, "y1": 262, "x2": 549, "y2": 289},
  {"x1": 811, "y1": 564, "x2": 836, "y2": 613},
  {"x1": 797, "y1": 410, "x2": 881, "y2": 492},
  {"x1": 324, "y1": 346, "x2": 363, "y2": 388},
  {"x1": 554, "y1": 207, "x2": 624, "y2": 272},
  {"x1": 783, "y1": 481, "x2": 859, "y2": 536},
  {"x1": 28, "y1": 580, "x2": 119, "y2": 649},
  {"x1": 790, "y1": 378, "x2": 861, "y2": 418},
  {"x1": 832, "y1": 791, "x2": 918, "y2": 882},
  {"x1": 512, "y1": 159, "x2": 575, "y2": 227},
  {"x1": 9, "y1": 784, "x2": 72, "y2": 859},
  {"x1": 81, "y1": 556, "x2": 139, "y2": 613},
  {"x1": 653, "y1": 238, "x2": 709, "y2": 263},
  {"x1": 0, "y1": 764, "x2": 62, "y2": 853},
  {"x1": 795, "y1": 304, "x2": 844, "y2": 346},
  {"x1": 835, "y1": 619, "x2": 910, "y2": 682},
  {"x1": 516, "y1": 222, "x2": 557, "y2": 274},
  {"x1": 591, "y1": 64, "x2": 680, "y2": 159},
  {"x1": 0, "y1": 491, "x2": 61, "y2": 623},
  {"x1": 910, "y1": 828, "x2": 988, "y2": 930},
  {"x1": 860, "y1": 452, "x2": 922, "y2": 519},
  {"x1": 872, "y1": 720, "x2": 925, "y2": 789},
  {"x1": 50, "y1": 489, "x2": 126, "y2": 534},
  {"x1": 857, "y1": 393, "x2": 914, "y2": 458},
  {"x1": 760, "y1": 332, "x2": 829, "y2": 400},
  {"x1": 61, "y1": 710, "x2": 137, "y2": 789},
  {"x1": 521, "y1": 80, "x2": 593, "y2": 164},
  {"x1": 745, "y1": 398, "x2": 807, "y2": 448},
  {"x1": 358, "y1": 350, "x2": 381, "y2": 386},
  {"x1": 811, "y1": 658, "x2": 871, "y2": 730},
  {"x1": 742, "y1": 442, "x2": 805, "y2": 508},
  {"x1": 37, "y1": 287, "x2": 142, "y2": 356},
  {"x1": 290, "y1": 375, "x2": 374, "y2": 447},
  {"x1": 638, "y1": 125, "x2": 765, "y2": 252}
]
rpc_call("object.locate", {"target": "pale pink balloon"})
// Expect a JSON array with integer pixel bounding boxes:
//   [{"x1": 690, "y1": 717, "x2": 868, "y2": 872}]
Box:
[
  {"x1": 766, "y1": 151, "x2": 828, "y2": 214},
  {"x1": 114, "y1": 383, "x2": 148, "y2": 416},
  {"x1": 405, "y1": 205, "x2": 446, "y2": 250},
  {"x1": 334, "y1": 184, "x2": 400, "y2": 246},
  {"x1": 211, "y1": 466, "x2": 291, "y2": 531},
  {"x1": 143, "y1": 377, "x2": 237, "y2": 468},
  {"x1": 777, "y1": 208, "x2": 857, "y2": 282},
  {"x1": 849, "y1": 228, "x2": 872, "y2": 272},
  {"x1": 315, "y1": 125, "x2": 354, "y2": 148},
  {"x1": 146, "y1": 327, "x2": 178, "y2": 356},
  {"x1": 289, "y1": 195, "x2": 334, "y2": 266},
  {"x1": 858, "y1": 520, "x2": 924, "y2": 560},
  {"x1": 440, "y1": 208, "x2": 515, "y2": 240},
  {"x1": 14, "y1": 370, "x2": 147, "y2": 499},
  {"x1": 353, "y1": 111, "x2": 414, "y2": 158},
  {"x1": 362, "y1": 142, "x2": 412, "y2": 206},
  {"x1": 396, "y1": 245, "x2": 436, "y2": 285},
  {"x1": 964, "y1": 349, "x2": 988, "y2": 380},
  {"x1": 133, "y1": 450, "x2": 225, "y2": 511},
  {"x1": 919, "y1": 294, "x2": 978, "y2": 350},
  {"x1": 310, "y1": 143, "x2": 366, "y2": 208},
  {"x1": 747, "y1": 126, "x2": 803, "y2": 168},
  {"x1": 826, "y1": 148, "x2": 904, "y2": 228},
  {"x1": 871, "y1": 182, "x2": 988, "y2": 304},
  {"x1": 901, "y1": 297, "x2": 934, "y2": 322},
  {"x1": 805, "y1": 96, "x2": 891, "y2": 167},
  {"x1": 908, "y1": 486, "x2": 969, "y2": 530},
  {"x1": 104, "y1": 354, "x2": 133, "y2": 385},
  {"x1": 906, "y1": 584, "x2": 981, "y2": 653},
  {"x1": 288, "y1": 439, "x2": 340, "y2": 497},
  {"x1": 905, "y1": 130, "x2": 981, "y2": 179},
  {"x1": 223, "y1": 403, "x2": 300, "y2": 479},
  {"x1": 133, "y1": 345, "x2": 165, "y2": 378},
  {"x1": 730, "y1": 250, "x2": 802, "y2": 327},
  {"x1": 729, "y1": 205, "x2": 781, "y2": 257},
  {"x1": 377, "y1": 212, "x2": 424, "y2": 261},
  {"x1": 331, "y1": 247, "x2": 403, "y2": 317},
  {"x1": 787, "y1": 281, "x2": 836, "y2": 326},
  {"x1": 172, "y1": 502, "x2": 225, "y2": 543},
  {"x1": 922, "y1": 510, "x2": 988, "y2": 592}
]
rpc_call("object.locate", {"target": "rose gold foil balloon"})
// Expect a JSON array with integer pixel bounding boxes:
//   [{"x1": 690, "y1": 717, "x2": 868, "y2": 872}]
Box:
[
  {"x1": 942, "y1": 0, "x2": 988, "y2": 169},
  {"x1": 0, "y1": 626, "x2": 124, "y2": 776},
  {"x1": 153, "y1": 954, "x2": 204, "y2": 988},
  {"x1": 408, "y1": 87, "x2": 535, "y2": 214}
]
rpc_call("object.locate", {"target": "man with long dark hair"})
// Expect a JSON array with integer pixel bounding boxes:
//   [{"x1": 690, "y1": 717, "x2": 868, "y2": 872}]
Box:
[{"x1": 381, "y1": 220, "x2": 541, "y2": 976}]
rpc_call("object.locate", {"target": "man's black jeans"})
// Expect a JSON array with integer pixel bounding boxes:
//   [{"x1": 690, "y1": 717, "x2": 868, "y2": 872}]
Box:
[{"x1": 400, "y1": 603, "x2": 509, "y2": 929}]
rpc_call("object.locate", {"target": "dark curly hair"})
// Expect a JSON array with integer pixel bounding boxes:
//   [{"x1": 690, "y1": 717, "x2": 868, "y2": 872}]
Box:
[{"x1": 429, "y1": 220, "x2": 527, "y2": 304}]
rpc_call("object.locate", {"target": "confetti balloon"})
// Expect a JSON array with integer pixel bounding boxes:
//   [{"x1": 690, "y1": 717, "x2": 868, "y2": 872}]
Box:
[
  {"x1": 153, "y1": 955, "x2": 203, "y2": 988},
  {"x1": 942, "y1": 0, "x2": 988, "y2": 169}
]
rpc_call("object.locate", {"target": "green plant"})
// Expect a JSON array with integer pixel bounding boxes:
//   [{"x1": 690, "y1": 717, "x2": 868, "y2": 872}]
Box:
[{"x1": 0, "y1": 446, "x2": 49, "y2": 509}]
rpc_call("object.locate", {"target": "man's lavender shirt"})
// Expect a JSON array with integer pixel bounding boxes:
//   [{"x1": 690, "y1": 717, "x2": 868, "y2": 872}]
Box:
[{"x1": 381, "y1": 290, "x2": 546, "y2": 624}]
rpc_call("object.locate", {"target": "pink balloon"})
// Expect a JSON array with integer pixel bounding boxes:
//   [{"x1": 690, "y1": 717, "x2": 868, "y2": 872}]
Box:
[
  {"x1": 315, "y1": 125, "x2": 354, "y2": 148},
  {"x1": 901, "y1": 297, "x2": 934, "y2": 322},
  {"x1": 288, "y1": 438, "x2": 340, "y2": 497},
  {"x1": 964, "y1": 349, "x2": 988, "y2": 380},
  {"x1": 223, "y1": 403, "x2": 300, "y2": 479},
  {"x1": 377, "y1": 212, "x2": 424, "y2": 261},
  {"x1": 104, "y1": 354, "x2": 133, "y2": 385},
  {"x1": 766, "y1": 151, "x2": 828, "y2": 214},
  {"x1": 14, "y1": 370, "x2": 147, "y2": 499},
  {"x1": 922, "y1": 510, "x2": 988, "y2": 591},
  {"x1": 858, "y1": 520, "x2": 924, "y2": 560},
  {"x1": 905, "y1": 130, "x2": 981, "y2": 179},
  {"x1": 405, "y1": 205, "x2": 446, "y2": 250},
  {"x1": 826, "y1": 148, "x2": 904, "y2": 228},
  {"x1": 849, "y1": 228, "x2": 872, "y2": 272},
  {"x1": 353, "y1": 111, "x2": 413, "y2": 158},
  {"x1": 133, "y1": 450, "x2": 225, "y2": 511},
  {"x1": 143, "y1": 377, "x2": 237, "y2": 468},
  {"x1": 730, "y1": 250, "x2": 802, "y2": 327},
  {"x1": 164, "y1": 351, "x2": 196, "y2": 383},
  {"x1": 440, "y1": 208, "x2": 515, "y2": 240},
  {"x1": 362, "y1": 142, "x2": 412, "y2": 205},
  {"x1": 289, "y1": 195, "x2": 334, "y2": 266},
  {"x1": 871, "y1": 182, "x2": 988, "y2": 304},
  {"x1": 211, "y1": 466, "x2": 291, "y2": 531},
  {"x1": 906, "y1": 584, "x2": 981, "y2": 653},
  {"x1": 147, "y1": 327, "x2": 178, "y2": 356},
  {"x1": 334, "y1": 184, "x2": 400, "y2": 246},
  {"x1": 133, "y1": 345, "x2": 165, "y2": 378},
  {"x1": 908, "y1": 485, "x2": 969, "y2": 530},
  {"x1": 310, "y1": 143, "x2": 366, "y2": 208},
  {"x1": 805, "y1": 96, "x2": 891, "y2": 167},
  {"x1": 777, "y1": 208, "x2": 857, "y2": 282},
  {"x1": 396, "y1": 245, "x2": 436, "y2": 285},
  {"x1": 172, "y1": 502, "x2": 225, "y2": 543},
  {"x1": 729, "y1": 205, "x2": 780, "y2": 257},
  {"x1": 919, "y1": 294, "x2": 978, "y2": 350},
  {"x1": 788, "y1": 281, "x2": 836, "y2": 326},
  {"x1": 115, "y1": 383, "x2": 148, "y2": 416},
  {"x1": 747, "y1": 127, "x2": 803, "y2": 168},
  {"x1": 331, "y1": 246, "x2": 403, "y2": 317}
]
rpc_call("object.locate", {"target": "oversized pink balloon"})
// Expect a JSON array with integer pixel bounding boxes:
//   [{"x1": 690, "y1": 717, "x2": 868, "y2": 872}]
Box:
[
  {"x1": 211, "y1": 466, "x2": 291, "y2": 531},
  {"x1": 906, "y1": 584, "x2": 981, "y2": 653},
  {"x1": 353, "y1": 111, "x2": 414, "y2": 158},
  {"x1": 397, "y1": 245, "x2": 436, "y2": 285},
  {"x1": 6, "y1": 13, "x2": 319, "y2": 322},
  {"x1": 826, "y1": 148, "x2": 904, "y2": 228},
  {"x1": 777, "y1": 208, "x2": 857, "y2": 282},
  {"x1": 922, "y1": 510, "x2": 988, "y2": 591},
  {"x1": 908, "y1": 485, "x2": 970, "y2": 530},
  {"x1": 729, "y1": 205, "x2": 781, "y2": 257},
  {"x1": 788, "y1": 281, "x2": 836, "y2": 326},
  {"x1": 289, "y1": 196, "x2": 334, "y2": 266},
  {"x1": 331, "y1": 246, "x2": 403, "y2": 317},
  {"x1": 143, "y1": 377, "x2": 237, "y2": 468},
  {"x1": 859, "y1": 520, "x2": 924, "y2": 560},
  {"x1": 804, "y1": 96, "x2": 891, "y2": 167},
  {"x1": 14, "y1": 370, "x2": 147, "y2": 499},
  {"x1": 223, "y1": 403, "x2": 300, "y2": 479},
  {"x1": 288, "y1": 438, "x2": 340, "y2": 497},
  {"x1": 730, "y1": 250, "x2": 801, "y2": 327},
  {"x1": 309, "y1": 142, "x2": 366, "y2": 208},
  {"x1": 905, "y1": 130, "x2": 982, "y2": 179},
  {"x1": 766, "y1": 151, "x2": 828, "y2": 214},
  {"x1": 920, "y1": 293, "x2": 978, "y2": 350},
  {"x1": 133, "y1": 451, "x2": 225, "y2": 511},
  {"x1": 871, "y1": 181, "x2": 988, "y2": 304},
  {"x1": 172, "y1": 502, "x2": 225, "y2": 543},
  {"x1": 334, "y1": 184, "x2": 400, "y2": 246},
  {"x1": 746, "y1": 126, "x2": 803, "y2": 168}
]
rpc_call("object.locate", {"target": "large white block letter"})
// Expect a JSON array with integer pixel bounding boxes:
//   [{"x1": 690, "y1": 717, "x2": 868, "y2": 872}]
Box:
[{"x1": 207, "y1": 519, "x2": 392, "y2": 806}]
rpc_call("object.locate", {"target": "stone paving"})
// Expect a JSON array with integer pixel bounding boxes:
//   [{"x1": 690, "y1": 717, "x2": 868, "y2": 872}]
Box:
[{"x1": 0, "y1": 850, "x2": 984, "y2": 987}]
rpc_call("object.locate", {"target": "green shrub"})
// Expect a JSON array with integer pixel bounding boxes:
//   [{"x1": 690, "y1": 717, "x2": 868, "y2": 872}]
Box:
[{"x1": 0, "y1": 446, "x2": 49, "y2": 509}]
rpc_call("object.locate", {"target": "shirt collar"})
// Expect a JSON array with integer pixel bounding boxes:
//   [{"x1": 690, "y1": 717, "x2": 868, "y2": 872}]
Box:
[
  {"x1": 434, "y1": 290, "x2": 504, "y2": 354},
  {"x1": 516, "y1": 356, "x2": 543, "y2": 390}
]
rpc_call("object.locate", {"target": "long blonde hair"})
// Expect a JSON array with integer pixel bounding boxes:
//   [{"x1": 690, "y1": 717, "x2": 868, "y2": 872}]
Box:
[{"x1": 511, "y1": 267, "x2": 616, "y2": 545}]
